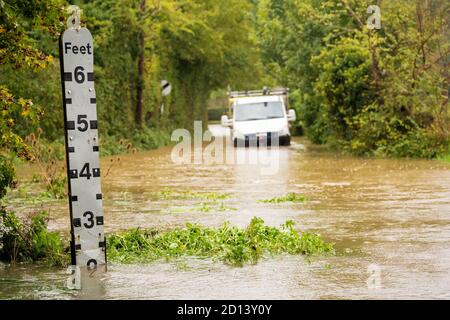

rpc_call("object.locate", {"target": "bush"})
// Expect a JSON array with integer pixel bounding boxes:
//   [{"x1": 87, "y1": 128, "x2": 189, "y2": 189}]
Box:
[
  {"x1": 99, "y1": 127, "x2": 172, "y2": 157},
  {"x1": 0, "y1": 209, "x2": 68, "y2": 266},
  {"x1": 311, "y1": 38, "x2": 375, "y2": 143},
  {"x1": 0, "y1": 156, "x2": 16, "y2": 199},
  {"x1": 132, "y1": 127, "x2": 172, "y2": 150}
]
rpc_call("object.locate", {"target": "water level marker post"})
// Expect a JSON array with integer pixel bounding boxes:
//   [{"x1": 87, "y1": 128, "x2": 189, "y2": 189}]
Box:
[{"x1": 59, "y1": 8, "x2": 106, "y2": 270}]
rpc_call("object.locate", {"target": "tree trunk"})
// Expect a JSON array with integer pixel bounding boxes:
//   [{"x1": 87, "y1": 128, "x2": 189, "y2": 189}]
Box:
[{"x1": 135, "y1": 0, "x2": 146, "y2": 127}]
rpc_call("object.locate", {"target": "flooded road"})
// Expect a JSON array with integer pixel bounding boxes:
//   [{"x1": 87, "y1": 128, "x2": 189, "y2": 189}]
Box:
[{"x1": 1, "y1": 125, "x2": 450, "y2": 299}]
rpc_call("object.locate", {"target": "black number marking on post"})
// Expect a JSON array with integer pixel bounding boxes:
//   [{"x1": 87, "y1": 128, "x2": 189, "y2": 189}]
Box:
[
  {"x1": 77, "y1": 115, "x2": 88, "y2": 132},
  {"x1": 83, "y1": 211, "x2": 95, "y2": 229},
  {"x1": 87, "y1": 259, "x2": 97, "y2": 270},
  {"x1": 80, "y1": 163, "x2": 92, "y2": 180},
  {"x1": 74, "y1": 66, "x2": 85, "y2": 84}
]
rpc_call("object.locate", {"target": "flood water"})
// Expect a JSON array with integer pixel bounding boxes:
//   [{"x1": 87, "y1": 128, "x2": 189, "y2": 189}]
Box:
[{"x1": 1, "y1": 125, "x2": 450, "y2": 299}]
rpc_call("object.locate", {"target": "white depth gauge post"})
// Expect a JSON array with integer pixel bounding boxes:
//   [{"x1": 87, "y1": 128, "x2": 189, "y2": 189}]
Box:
[{"x1": 59, "y1": 8, "x2": 106, "y2": 269}]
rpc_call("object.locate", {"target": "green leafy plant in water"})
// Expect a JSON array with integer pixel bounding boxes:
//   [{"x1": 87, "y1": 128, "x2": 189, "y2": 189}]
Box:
[
  {"x1": 0, "y1": 156, "x2": 16, "y2": 199},
  {"x1": 159, "y1": 189, "x2": 234, "y2": 213},
  {"x1": 3, "y1": 183, "x2": 63, "y2": 207},
  {"x1": 156, "y1": 189, "x2": 230, "y2": 201},
  {"x1": 193, "y1": 201, "x2": 237, "y2": 213},
  {"x1": 0, "y1": 209, "x2": 69, "y2": 266},
  {"x1": 258, "y1": 193, "x2": 308, "y2": 204},
  {"x1": 438, "y1": 153, "x2": 450, "y2": 164},
  {"x1": 196, "y1": 202, "x2": 216, "y2": 213},
  {"x1": 201, "y1": 192, "x2": 230, "y2": 201},
  {"x1": 217, "y1": 202, "x2": 237, "y2": 212},
  {"x1": 107, "y1": 217, "x2": 334, "y2": 266},
  {"x1": 24, "y1": 133, "x2": 67, "y2": 199},
  {"x1": 43, "y1": 174, "x2": 66, "y2": 199},
  {"x1": 170, "y1": 201, "x2": 236, "y2": 213}
]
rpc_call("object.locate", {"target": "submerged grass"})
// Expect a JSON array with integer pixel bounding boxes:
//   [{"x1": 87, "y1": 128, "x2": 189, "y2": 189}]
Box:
[
  {"x1": 258, "y1": 193, "x2": 308, "y2": 204},
  {"x1": 2, "y1": 183, "x2": 65, "y2": 207},
  {"x1": 438, "y1": 154, "x2": 450, "y2": 164},
  {"x1": 156, "y1": 189, "x2": 230, "y2": 201},
  {"x1": 159, "y1": 189, "x2": 235, "y2": 213},
  {"x1": 107, "y1": 217, "x2": 334, "y2": 266},
  {"x1": 169, "y1": 202, "x2": 237, "y2": 213},
  {"x1": 189, "y1": 202, "x2": 236, "y2": 213}
]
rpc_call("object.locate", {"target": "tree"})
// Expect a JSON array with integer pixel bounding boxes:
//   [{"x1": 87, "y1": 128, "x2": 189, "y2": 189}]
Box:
[
  {"x1": 0, "y1": 0, "x2": 64, "y2": 197},
  {"x1": 257, "y1": 0, "x2": 449, "y2": 157}
]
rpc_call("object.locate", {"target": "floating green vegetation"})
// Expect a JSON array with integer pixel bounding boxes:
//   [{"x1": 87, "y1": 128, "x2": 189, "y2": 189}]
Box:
[
  {"x1": 158, "y1": 189, "x2": 235, "y2": 213},
  {"x1": 170, "y1": 202, "x2": 237, "y2": 213},
  {"x1": 258, "y1": 193, "x2": 308, "y2": 204},
  {"x1": 107, "y1": 217, "x2": 334, "y2": 266},
  {"x1": 193, "y1": 201, "x2": 237, "y2": 213},
  {"x1": 156, "y1": 189, "x2": 230, "y2": 201},
  {"x1": 201, "y1": 192, "x2": 230, "y2": 201},
  {"x1": 1, "y1": 184, "x2": 63, "y2": 206},
  {"x1": 438, "y1": 154, "x2": 450, "y2": 164}
]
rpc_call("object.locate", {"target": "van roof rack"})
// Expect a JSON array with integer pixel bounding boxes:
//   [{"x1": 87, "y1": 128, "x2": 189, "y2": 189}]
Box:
[{"x1": 228, "y1": 87, "x2": 289, "y2": 99}]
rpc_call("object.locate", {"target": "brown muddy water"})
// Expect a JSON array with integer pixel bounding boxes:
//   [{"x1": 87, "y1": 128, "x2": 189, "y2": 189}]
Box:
[{"x1": 1, "y1": 125, "x2": 450, "y2": 299}]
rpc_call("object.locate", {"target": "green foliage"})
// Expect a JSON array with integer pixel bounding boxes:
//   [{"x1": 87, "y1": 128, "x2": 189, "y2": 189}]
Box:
[
  {"x1": 207, "y1": 108, "x2": 227, "y2": 122},
  {"x1": 132, "y1": 127, "x2": 172, "y2": 151},
  {"x1": 0, "y1": 0, "x2": 64, "y2": 204},
  {"x1": 190, "y1": 201, "x2": 236, "y2": 213},
  {"x1": 0, "y1": 156, "x2": 16, "y2": 199},
  {"x1": 155, "y1": 189, "x2": 230, "y2": 201},
  {"x1": 0, "y1": 209, "x2": 68, "y2": 266},
  {"x1": 43, "y1": 174, "x2": 66, "y2": 199},
  {"x1": 0, "y1": 86, "x2": 41, "y2": 161},
  {"x1": 258, "y1": 193, "x2": 308, "y2": 204},
  {"x1": 155, "y1": 190, "x2": 234, "y2": 212},
  {"x1": 257, "y1": 0, "x2": 450, "y2": 158},
  {"x1": 0, "y1": 0, "x2": 64, "y2": 68},
  {"x1": 75, "y1": 0, "x2": 260, "y2": 131},
  {"x1": 0, "y1": 64, "x2": 63, "y2": 142},
  {"x1": 312, "y1": 37, "x2": 374, "y2": 140},
  {"x1": 0, "y1": 0, "x2": 64, "y2": 154},
  {"x1": 107, "y1": 217, "x2": 334, "y2": 266},
  {"x1": 23, "y1": 131, "x2": 67, "y2": 199},
  {"x1": 439, "y1": 154, "x2": 450, "y2": 164}
]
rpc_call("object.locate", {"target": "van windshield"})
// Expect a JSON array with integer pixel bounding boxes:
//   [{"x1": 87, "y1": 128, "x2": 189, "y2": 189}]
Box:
[{"x1": 234, "y1": 101, "x2": 284, "y2": 122}]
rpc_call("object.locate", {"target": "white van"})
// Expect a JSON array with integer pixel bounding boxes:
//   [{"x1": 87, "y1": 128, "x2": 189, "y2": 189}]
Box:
[{"x1": 221, "y1": 88, "x2": 296, "y2": 147}]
